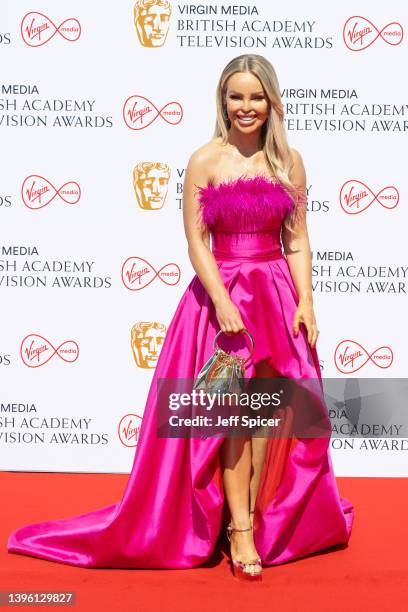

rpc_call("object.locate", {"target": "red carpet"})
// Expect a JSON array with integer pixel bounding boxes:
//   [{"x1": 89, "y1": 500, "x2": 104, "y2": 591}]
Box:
[{"x1": 1, "y1": 472, "x2": 407, "y2": 611}]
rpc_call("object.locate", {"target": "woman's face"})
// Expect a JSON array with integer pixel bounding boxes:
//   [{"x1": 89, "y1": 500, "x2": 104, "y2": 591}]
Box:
[{"x1": 224, "y1": 71, "x2": 270, "y2": 133}]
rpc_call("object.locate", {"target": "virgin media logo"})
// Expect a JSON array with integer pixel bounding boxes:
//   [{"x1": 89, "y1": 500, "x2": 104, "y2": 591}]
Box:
[
  {"x1": 121, "y1": 256, "x2": 180, "y2": 291},
  {"x1": 334, "y1": 339, "x2": 394, "y2": 374},
  {"x1": 339, "y1": 180, "x2": 399, "y2": 215},
  {"x1": 21, "y1": 175, "x2": 81, "y2": 210},
  {"x1": 123, "y1": 95, "x2": 183, "y2": 130},
  {"x1": 118, "y1": 413, "x2": 142, "y2": 447},
  {"x1": 343, "y1": 16, "x2": 403, "y2": 51},
  {"x1": 21, "y1": 12, "x2": 81, "y2": 47},
  {"x1": 20, "y1": 333, "x2": 79, "y2": 367}
]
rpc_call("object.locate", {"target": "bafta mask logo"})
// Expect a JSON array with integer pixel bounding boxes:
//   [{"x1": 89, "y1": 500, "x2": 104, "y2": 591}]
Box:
[
  {"x1": 133, "y1": 162, "x2": 170, "y2": 210},
  {"x1": 134, "y1": 0, "x2": 172, "y2": 47},
  {"x1": 131, "y1": 321, "x2": 167, "y2": 368}
]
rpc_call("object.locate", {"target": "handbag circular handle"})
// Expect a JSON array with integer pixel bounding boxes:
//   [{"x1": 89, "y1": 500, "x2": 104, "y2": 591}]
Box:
[{"x1": 213, "y1": 328, "x2": 255, "y2": 364}]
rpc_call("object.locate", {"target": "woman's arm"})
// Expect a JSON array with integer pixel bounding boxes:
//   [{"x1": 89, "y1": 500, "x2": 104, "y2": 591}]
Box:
[
  {"x1": 281, "y1": 148, "x2": 319, "y2": 349},
  {"x1": 182, "y1": 148, "x2": 245, "y2": 334}
]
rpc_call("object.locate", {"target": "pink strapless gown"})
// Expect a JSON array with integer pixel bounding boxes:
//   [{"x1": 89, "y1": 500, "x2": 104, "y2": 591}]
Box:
[{"x1": 7, "y1": 175, "x2": 354, "y2": 568}]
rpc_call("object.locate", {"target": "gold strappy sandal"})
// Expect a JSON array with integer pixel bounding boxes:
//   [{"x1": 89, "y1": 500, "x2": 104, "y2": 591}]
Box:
[{"x1": 226, "y1": 524, "x2": 262, "y2": 581}]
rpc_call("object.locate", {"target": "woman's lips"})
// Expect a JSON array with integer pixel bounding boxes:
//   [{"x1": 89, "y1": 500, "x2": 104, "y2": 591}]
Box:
[{"x1": 236, "y1": 115, "x2": 257, "y2": 126}]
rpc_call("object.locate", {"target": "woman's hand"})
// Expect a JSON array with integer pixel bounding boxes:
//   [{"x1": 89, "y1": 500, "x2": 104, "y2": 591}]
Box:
[
  {"x1": 214, "y1": 295, "x2": 246, "y2": 335},
  {"x1": 293, "y1": 299, "x2": 320, "y2": 348}
]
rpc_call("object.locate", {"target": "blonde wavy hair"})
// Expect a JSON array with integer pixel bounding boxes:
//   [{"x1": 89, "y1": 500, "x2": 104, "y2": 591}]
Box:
[{"x1": 213, "y1": 54, "x2": 306, "y2": 232}]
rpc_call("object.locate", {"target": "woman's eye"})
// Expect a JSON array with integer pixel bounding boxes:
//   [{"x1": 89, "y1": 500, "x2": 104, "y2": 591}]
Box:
[{"x1": 229, "y1": 95, "x2": 264, "y2": 100}]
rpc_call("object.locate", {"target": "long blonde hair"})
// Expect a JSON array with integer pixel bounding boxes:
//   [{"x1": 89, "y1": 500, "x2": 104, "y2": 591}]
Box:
[{"x1": 213, "y1": 54, "x2": 306, "y2": 232}]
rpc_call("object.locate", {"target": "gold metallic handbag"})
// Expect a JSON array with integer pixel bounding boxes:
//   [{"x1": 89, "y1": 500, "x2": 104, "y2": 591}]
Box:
[{"x1": 193, "y1": 329, "x2": 254, "y2": 397}]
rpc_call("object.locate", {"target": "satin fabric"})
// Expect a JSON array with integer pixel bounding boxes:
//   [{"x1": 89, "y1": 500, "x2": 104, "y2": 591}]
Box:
[{"x1": 7, "y1": 177, "x2": 354, "y2": 568}]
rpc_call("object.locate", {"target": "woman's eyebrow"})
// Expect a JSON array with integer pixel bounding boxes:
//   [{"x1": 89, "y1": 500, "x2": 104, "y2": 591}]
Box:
[{"x1": 228, "y1": 90, "x2": 265, "y2": 95}]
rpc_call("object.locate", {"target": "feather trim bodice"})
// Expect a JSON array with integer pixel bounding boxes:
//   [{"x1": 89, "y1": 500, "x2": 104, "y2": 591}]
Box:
[{"x1": 195, "y1": 175, "x2": 294, "y2": 233}]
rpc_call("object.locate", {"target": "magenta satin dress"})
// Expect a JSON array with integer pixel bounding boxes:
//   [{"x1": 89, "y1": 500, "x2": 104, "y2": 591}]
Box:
[{"x1": 7, "y1": 175, "x2": 354, "y2": 568}]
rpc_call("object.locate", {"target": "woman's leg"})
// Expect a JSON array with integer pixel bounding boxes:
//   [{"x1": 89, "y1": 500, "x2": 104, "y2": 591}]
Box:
[
  {"x1": 220, "y1": 358, "x2": 281, "y2": 572},
  {"x1": 220, "y1": 437, "x2": 261, "y2": 573},
  {"x1": 249, "y1": 359, "x2": 282, "y2": 525}
]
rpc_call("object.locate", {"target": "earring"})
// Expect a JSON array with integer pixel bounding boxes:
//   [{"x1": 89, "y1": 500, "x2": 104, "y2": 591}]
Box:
[{"x1": 222, "y1": 106, "x2": 229, "y2": 120}]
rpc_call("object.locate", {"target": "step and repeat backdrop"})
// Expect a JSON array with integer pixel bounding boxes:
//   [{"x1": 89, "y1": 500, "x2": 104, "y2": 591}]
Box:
[{"x1": 0, "y1": 1, "x2": 407, "y2": 476}]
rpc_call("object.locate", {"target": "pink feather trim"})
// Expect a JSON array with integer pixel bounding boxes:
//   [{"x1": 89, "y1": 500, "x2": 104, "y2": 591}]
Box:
[{"x1": 194, "y1": 175, "x2": 294, "y2": 230}]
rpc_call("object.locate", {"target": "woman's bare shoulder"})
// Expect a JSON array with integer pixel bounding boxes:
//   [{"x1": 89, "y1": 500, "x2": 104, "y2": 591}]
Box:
[
  {"x1": 186, "y1": 137, "x2": 226, "y2": 184},
  {"x1": 289, "y1": 146, "x2": 304, "y2": 164},
  {"x1": 188, "y1": 137, "x2": 224, "y2": 164},
  {"x1": 288, "y1": 147, "x2": 306, "y2": 186}
]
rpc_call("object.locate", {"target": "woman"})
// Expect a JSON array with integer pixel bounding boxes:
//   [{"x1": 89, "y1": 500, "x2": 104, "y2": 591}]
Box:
[{"x1": 8, "y1": 54, "x2": 353, "y2": 581}]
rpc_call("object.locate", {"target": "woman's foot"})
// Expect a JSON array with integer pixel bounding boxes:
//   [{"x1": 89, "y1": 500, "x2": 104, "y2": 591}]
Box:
[{"x1": 226, "y1": 523, "x2": 262, "y2": 579}]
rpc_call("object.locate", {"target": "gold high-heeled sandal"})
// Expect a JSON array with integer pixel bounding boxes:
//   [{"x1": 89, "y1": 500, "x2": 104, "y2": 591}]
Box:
[{"x1": 226, "y1": 524, "x2": 262, "y2": 581}]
